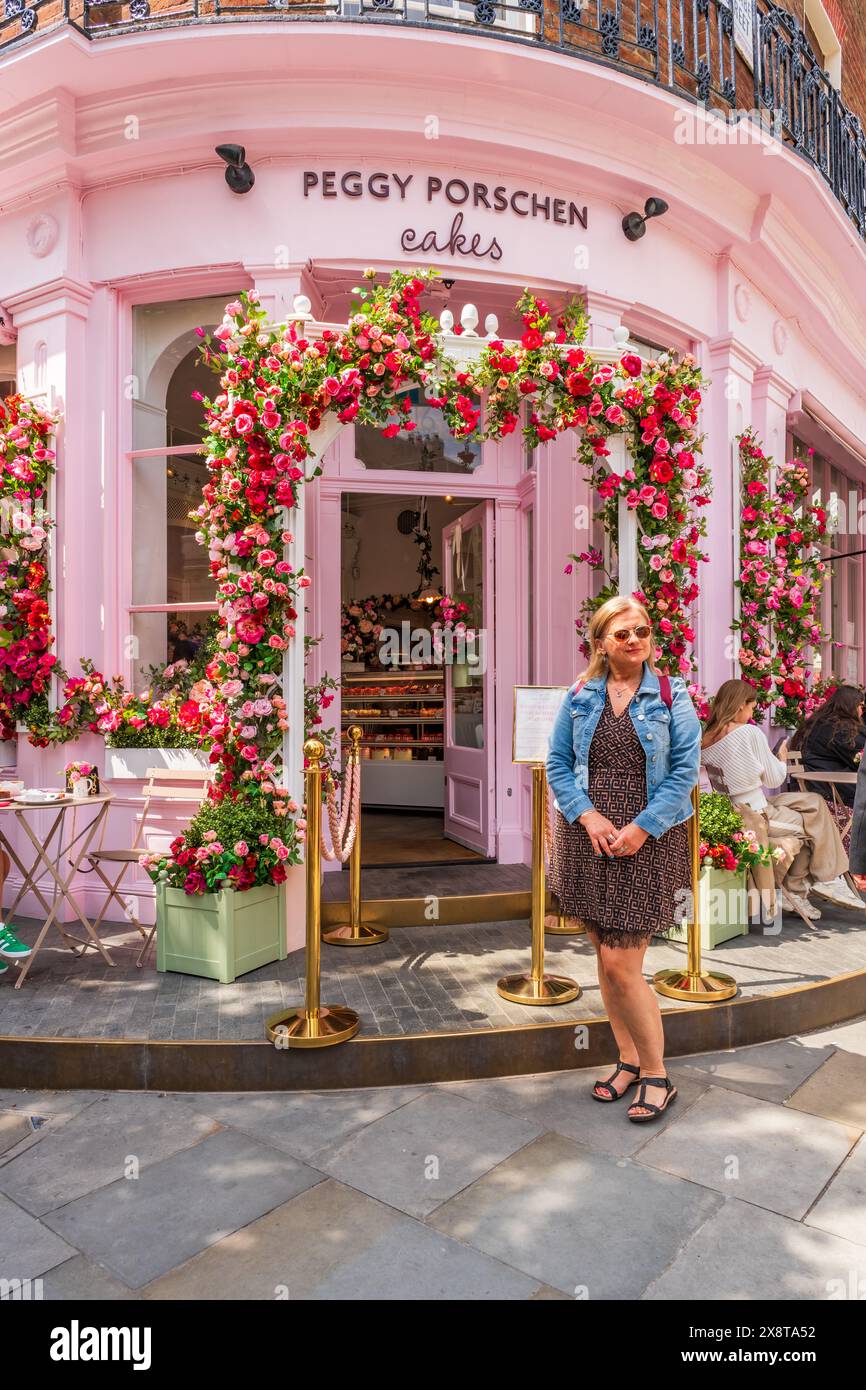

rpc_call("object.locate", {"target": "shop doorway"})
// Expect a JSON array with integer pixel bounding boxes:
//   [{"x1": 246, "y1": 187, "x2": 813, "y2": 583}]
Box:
[{"x1": 339, "y1": 491, "x2": 495, "y2": 867}]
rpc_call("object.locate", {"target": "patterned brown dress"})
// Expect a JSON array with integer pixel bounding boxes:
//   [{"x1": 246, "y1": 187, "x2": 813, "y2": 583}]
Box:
[{"x1": 550, "y1": 689, "x2": 690, "y2": 948}]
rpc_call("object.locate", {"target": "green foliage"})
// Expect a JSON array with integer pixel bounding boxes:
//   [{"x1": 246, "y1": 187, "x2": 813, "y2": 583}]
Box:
[{"x1": 699, "y1": 792, "x2": 745, "y2": 847}]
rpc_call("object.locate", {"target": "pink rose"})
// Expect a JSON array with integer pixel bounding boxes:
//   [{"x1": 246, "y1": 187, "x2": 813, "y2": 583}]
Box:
[{"x1": 235, "y1": 618, "x2": 265, "y2": 644}]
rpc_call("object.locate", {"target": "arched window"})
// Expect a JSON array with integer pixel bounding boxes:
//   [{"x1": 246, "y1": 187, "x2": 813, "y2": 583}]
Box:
[
  {"x1": 128, "y1": 294, "x2": 241, "y2": 687},
  {"x1": 354, "y1": 387, "x2": 481, "y2": 472}
]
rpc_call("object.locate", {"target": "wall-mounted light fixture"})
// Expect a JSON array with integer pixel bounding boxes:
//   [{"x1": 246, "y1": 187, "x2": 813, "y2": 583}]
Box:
[
  {"x1": 622, "y1": 196, "x2": 669, "y2": 241},
  {"x1": 216, "y1": 145, "x2": 255, "y2": 195}
]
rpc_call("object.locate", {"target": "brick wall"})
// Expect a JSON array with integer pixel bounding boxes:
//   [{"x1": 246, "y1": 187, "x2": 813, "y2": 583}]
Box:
[
  {"x1": 543, "y1": 1, "x2": 866, "y2": 129},
  {"x1": 828, "y1": 0, "x2": 866, "y2": 123}
]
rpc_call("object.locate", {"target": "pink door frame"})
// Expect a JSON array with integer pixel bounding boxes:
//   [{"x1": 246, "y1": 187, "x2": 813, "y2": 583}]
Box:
[
  {"x1": 309, "y1": 427, "x2": 539, "y2": 865},
  {"x1": 442, "y1": 499, "x2": 496, "y2": 857}
]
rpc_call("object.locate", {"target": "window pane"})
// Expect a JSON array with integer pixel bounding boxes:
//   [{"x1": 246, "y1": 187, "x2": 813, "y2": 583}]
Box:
[
  {"x1": 355, "y1": 388, "x2": 481, "y2": 472},
  {"x1": 130, "y1": 608, "x2": 216, "y2": 690},
  {"x1": 449, "y1": 522, "x2": 484, "y2": 748},
  {"x1": 131, "y1": 453, "x2": 213, "y2": 607}
]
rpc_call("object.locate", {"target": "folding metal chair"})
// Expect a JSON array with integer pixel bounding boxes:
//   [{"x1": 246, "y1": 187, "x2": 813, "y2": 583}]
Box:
[
  {"x1": 786, "y1": 761, "x2": 862, "y2": 901},
  {"x1": 80, "y1": 767, "x2": 214, "y2": 967}
]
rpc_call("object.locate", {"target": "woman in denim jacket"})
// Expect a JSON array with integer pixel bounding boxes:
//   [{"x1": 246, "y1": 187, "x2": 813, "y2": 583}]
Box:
[{"x1": 546, "y1": 595, "x2": 701, "y2": 1122}]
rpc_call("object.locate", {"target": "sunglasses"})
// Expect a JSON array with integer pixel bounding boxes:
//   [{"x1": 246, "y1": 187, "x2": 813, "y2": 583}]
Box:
[{"x1": 609, "y1": 625, "x2": 651, "y2": 643}]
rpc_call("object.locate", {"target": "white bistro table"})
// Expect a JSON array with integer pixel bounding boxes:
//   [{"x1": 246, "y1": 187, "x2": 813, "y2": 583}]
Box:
[{"x1": 0, "y1": 792, "x2": 115, "y2": 988}]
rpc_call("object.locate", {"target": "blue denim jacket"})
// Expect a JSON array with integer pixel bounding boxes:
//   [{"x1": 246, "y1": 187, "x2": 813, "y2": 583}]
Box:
[{"x1": 546, "y1": 663, "x2": 702, "y2": 838}]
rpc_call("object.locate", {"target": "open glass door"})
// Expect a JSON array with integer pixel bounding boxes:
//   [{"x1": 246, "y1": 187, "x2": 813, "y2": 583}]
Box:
[{"x1": 442, "y1": 500, "x2": 495, "y2": 857}]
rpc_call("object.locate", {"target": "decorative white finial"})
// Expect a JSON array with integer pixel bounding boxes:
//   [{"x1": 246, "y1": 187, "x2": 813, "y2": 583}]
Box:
[
  {"x1": 292, "y1": 294, "x2": 312, "y2": 318},
  {"x1": 484, "y1": 313, "x2": 499, "y2": 338},
  {"x1": 439, "y1": 308, "x2": 454, "y2": 333},
  {"x1": 460, "y1": 303, "x2": 479, "y2": 336},
  {"x1": 612, "y1": 324, "x2": 631, "y2": 351}
]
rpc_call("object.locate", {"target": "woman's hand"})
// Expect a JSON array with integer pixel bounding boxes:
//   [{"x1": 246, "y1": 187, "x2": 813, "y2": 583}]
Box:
[
  {"x1": 777, "y1": 737, "x2": 789, "y2": 762},
  {"x1": 578, "y1": 809, "x2": 620, "y2": 857},
  {"x1": 608, "y1": 822, "x2": 650, "y2": 857}
]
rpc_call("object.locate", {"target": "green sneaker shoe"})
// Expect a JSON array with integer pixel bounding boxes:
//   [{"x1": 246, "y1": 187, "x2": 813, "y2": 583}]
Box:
[
  {"x1": 0, "y1": 962, "x2": 7, "y2": 974},
  {"x1": 0, "y1": 927, "x2": 31, "y2": 959}
]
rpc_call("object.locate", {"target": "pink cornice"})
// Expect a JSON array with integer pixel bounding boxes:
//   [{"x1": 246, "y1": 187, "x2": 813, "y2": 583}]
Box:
[
  {"x1": 705, "y1": 336, "x2": 764, "y2": 376},
  {"x1": 3, "y1": 275, "x2": 93, "y2": 324},
  {"x1": 752, "y1": 364, "x2": 796, "y2": 406}
]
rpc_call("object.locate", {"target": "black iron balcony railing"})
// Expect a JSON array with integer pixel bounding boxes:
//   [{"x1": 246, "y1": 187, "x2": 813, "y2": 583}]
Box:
[{"x1": 2, "y1": 0, "x2": 864, "y2": 241}]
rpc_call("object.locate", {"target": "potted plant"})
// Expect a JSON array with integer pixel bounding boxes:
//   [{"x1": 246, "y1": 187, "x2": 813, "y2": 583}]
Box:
[
  {"x1": 64, "y1": 761, "x2": 99, "y2": 799},
  {"x1": 141, "y1": 784, "x2": 301, "y2": 983},
  {"x1": 660, "y1": 792, "x2": 780, "y2": 950}
]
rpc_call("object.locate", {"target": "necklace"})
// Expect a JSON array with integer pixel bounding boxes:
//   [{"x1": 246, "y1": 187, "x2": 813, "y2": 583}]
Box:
[{"x1": 610, "y1": 676, "x2": 640, "y2": 701}]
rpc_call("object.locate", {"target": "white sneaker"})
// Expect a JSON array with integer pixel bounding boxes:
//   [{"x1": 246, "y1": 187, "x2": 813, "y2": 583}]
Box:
[
  {"x1": 813, "y1": 877, "x2": 866, "y2": 911},
  {"x1": 783, "y1": 891, "x2": 822, "y2": 920}
]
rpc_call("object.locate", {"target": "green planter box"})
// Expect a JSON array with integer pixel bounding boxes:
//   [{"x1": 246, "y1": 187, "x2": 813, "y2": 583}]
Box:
[
  {"x1": 657, "y1": 865, "x2": 750, "y2": 951},
  {"x1": 156, "y1": 881, "x2": 286, "y2": 983}
]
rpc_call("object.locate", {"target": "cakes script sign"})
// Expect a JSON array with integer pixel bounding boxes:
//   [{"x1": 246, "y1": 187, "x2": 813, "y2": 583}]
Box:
[{"x1": 302, "y1": 170, "x2": 590, "y2": 264}]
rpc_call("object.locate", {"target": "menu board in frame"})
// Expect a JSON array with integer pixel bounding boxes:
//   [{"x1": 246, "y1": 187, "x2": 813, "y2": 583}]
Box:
[{"x1": 512, "y1": 685, "x2": 568, "y2": 765}]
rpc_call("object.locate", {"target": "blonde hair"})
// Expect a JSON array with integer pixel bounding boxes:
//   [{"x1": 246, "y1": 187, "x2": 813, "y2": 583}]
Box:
[
  {"x1": 702, "y1": 679, "x2": 758, "y2": 747},
  {"x1": 578, "y1": 596, "x2": 660, "y2": 681}
]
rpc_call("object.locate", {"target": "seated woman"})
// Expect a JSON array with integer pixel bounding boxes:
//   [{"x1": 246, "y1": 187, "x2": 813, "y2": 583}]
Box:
[
  {"x1": 701, "y1": 680, "x2": 861, "y2": 920},
  {"x1": 0, "y1": 849, "x2": 33, "y2": 973},
  {"x1": 791, "y1": 684, "x2": 865, "y2": 809}
]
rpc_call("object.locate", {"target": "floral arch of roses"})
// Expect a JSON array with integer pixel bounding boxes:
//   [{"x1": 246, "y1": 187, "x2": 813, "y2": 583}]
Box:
[
  {"x1": 4, "y1": 269, "x2": 713, "y2": 818},
  {"x1": 733, "y1": 429, "x2": 829, "y2": 726},
  {"x1": 190, "y1": 267, "x2": 713, "y2": 809},
  {"x1": 0, "y1": 394, "x2": 58, "y2": 742}
]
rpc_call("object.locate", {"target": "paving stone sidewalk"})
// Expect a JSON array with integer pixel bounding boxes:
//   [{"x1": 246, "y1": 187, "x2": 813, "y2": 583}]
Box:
[
  {"x1": 3, "y1": 898, "x2": 865, "y2": 1039},
  {"x1": 2, "y1": 1015, "x2": 866, "y2": 1300}
]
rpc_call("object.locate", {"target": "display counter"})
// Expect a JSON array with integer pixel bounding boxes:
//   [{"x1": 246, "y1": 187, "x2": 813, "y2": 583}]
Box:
[{"x1": 341, "y1": 668, "x2": 444, "y2": 809}]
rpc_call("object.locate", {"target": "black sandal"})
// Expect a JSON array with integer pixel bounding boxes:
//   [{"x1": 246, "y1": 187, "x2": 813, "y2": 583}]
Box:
[
  {"x1": 627, "y1": 1075, "x2": 678, "y2": 1123},
  {"x1": 591, "y1": 1061, "x2": 640, "y2": 1102}
]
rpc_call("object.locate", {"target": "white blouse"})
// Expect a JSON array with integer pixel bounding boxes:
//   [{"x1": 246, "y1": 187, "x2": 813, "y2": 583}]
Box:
[{"x1": 700, "y1": 723, "x2": 787, "y2": 812}]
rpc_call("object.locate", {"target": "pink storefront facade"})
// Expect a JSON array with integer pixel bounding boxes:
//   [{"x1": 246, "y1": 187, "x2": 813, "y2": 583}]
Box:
[{"x1": 1, "y1": 14, "x2": 865, "y2": 924}]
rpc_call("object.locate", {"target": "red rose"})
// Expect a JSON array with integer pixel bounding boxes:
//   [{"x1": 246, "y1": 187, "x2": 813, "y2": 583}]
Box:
[
  {"x1": 621, "y1": 354, "x2": 642, "y2": 377},
  {"x1": 650, "y1": 458, "x2": 674, "y2": 484}
]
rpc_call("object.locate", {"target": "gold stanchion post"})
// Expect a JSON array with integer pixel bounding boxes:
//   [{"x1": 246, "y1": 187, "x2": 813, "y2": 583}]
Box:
[
  {"x1": 653, "y1": 785, "x2": 737, "y2": 1002},
  {"x1": 265, "y1": 738, "x2": 361, "y2": 1046},
  {"x1": 498, "y1": 764, "x2": 581, "y2": 1005},
  {"x1": 323, "y1": 726, "x2": 388, "y2": 946}
]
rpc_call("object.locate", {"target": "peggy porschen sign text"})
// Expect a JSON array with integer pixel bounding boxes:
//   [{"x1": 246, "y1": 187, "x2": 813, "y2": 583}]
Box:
[{"x1": 302, "y1": 170, "x2": 589, "y2": 263}]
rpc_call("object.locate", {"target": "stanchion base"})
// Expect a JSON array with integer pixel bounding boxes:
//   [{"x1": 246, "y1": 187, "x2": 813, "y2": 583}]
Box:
[
  {"x1": 321, "y1": 922, "x2": 389, "y2": 946},
  {"x1": 653, "y1": 968, "x2": 738, "y2": 1002},
  {"x1": 497, "y1": 973, "x2": 581, "y2": 1006},
  {"x1": 544, "y1": 913, "x2": 586, "y2": 935},
  {"x1": 265, "y1": 1005, "x2": 360, "y2": 1047}
]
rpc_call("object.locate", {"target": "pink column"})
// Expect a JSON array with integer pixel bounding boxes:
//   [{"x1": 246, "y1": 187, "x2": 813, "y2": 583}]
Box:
[
  {"x1": 492, "y1": 496, "x2": 524, "y2": 863},
  {"x1": 246, "y1": 264, "x2": 307, "y2": 325},
  {"x1": 752, "y1": 367, "x2": 794, "y2": 475},
  {"x1": 585, "y1": 290, "x2": 631, "y2": 351},
  {"x1": 699, "y1": 336, "x2": 761, "y2": 699},
  {"x1": 535, "y1": 433, "x2": 585, "y2": 685},
  {"x1": 6, "y1": 279, "x2": 101, "y2": 783},
  {"x1": 3, "y1": 277, "x2": 107, "y2": 916}
]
